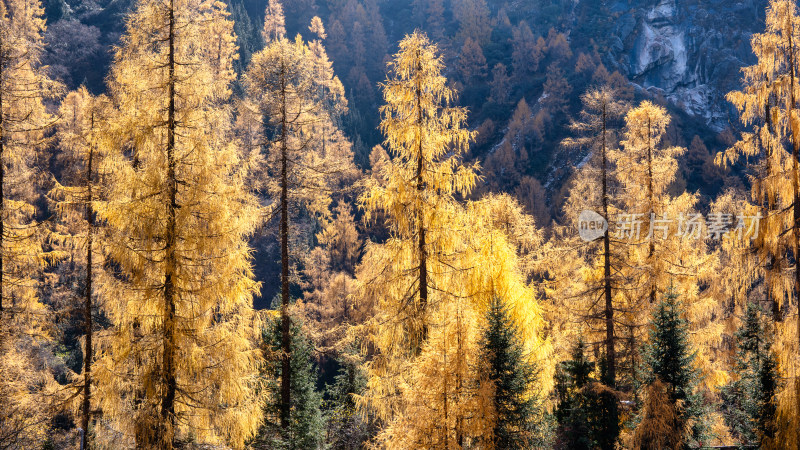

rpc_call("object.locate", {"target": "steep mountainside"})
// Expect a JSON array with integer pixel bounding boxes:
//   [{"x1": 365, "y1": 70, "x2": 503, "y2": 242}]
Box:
[{"x1": 603, "y1": 0, "x2": 763, "y2": 130}]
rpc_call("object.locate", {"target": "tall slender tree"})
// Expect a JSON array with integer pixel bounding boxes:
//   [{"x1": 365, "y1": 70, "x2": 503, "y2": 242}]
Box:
[
  {"x1": 610, "y1": 102, "x2": 713, "y2": 396},
  {"x1": 721, "y1": 1, "x2": 800, "y2": 442},
  {"x1": 244, "y1": 7, "x2": 353, "y2": 429},
  {"x1": 614, "y1": 102, "x2": 686, "y2": 306},
  {"x1": 0, "y1": 0, "x2": 53, "y2": 321},
  {"x1": 360, "y1": 31, "x2": 477, "y2": 351},
  {"x1": 50, "y1": 87, "x2": 111, "y2": 449},
  {"x1": 0, "y1": 0, "x2": 59, "y2": 445},
  {"x1": 93, "y1": 0, "x2": 262, "y2": 447},
  {"x1": 562, "y1": 87, "x2": 628, "y2": 390}
]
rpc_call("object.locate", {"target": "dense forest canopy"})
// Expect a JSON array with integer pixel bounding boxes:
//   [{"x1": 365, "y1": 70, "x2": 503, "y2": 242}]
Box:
[{"x1": 4, "y1": 0, "x2": 800, "y2": 448}]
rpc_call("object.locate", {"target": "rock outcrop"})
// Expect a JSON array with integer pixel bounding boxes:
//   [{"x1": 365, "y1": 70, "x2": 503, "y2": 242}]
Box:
[{"x1": 606, "y1": 0, "x2": 765, "y2": 130}]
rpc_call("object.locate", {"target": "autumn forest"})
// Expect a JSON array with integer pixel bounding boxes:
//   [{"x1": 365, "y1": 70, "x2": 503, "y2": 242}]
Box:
[{"x1": 3, "y1": 0, "x2": 800, "y2": 448}]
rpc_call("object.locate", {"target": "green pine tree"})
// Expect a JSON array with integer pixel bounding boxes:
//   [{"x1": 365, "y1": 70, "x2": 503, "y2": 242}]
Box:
[
  {"x1": 481, "y1": 296, "x2": 543, "y2": 449},
  {"x1": 554, "y1": 338, "x2": 617, "y2": 449},
  {"x1": 721, "y1": 302, "x2": 779, "y2": 447},
  {"x1": 554, "y1": 339, "x2": 594, "y2": 450},
  {"x1": 595, "y1": 355, "x2": 621, "y2": 450},
  {"x1": 324, "y1": 350, "x2": 377, "y2": 449},
  {"x1": 638, "y1": 287, "x2": 706, "y2": 449},
  {"x1": 255, "y1": 316, "x2": 324, "y2": 449}
]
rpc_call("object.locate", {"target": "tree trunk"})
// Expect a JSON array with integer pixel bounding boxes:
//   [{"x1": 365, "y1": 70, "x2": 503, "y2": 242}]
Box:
[
  {"x1": 415, "y1": 51, "x2": 428, "y2": 349},
  {"x1": 456, "y1": 303, "x2": 464, "y2": 448},
  {"x1": 1, "y1": 50, "x2": 4, "y2": 315},
  {"x1": 279, "y1": 57, "x2": 291, "y2": 430},
  {"x1": 601, "y1": 102, "x2": 615, "y2": 387},
  {"x1": 81, "y1": 111, "x2": 95, "y2": 449},
  {"x1": 159, "y1": 2, "x2": 178, "y2": 447},
  {"x1": 442, "y1": 325, "x2": 449, "y2": 450},
  {"x1": 787, "y1": 23, "x2": 800, "y2": 449},
  {"x1": 646, "y1": 117, "x2": 656, "y2": 305},
  {"x1": 764, "y1": 99, "x2": 782, "y2": 322}
]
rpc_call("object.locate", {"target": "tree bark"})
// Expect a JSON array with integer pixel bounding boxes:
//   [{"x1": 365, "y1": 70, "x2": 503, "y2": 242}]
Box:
[
  {"x1": 786, "y1": 20, "x2": 800, "y2": 450},
  {"x1": 601, "y1": 102, "x2": 615, "y2": 387},
  {"x1": 415, "y1": 50, "x2": 428, "y2": 349},
  {"x1": 159, "y1": 2, "x2": 178, "y2": 446},
  {"x1": 81, "y1": 110, "x2": 95, "y2": 449},
  {"x1": 0, "y1": 52, "x2": 4, "y2": 316},
  {"x1": 646, "y1": 116, "x2": 656, "y2": 306},
  {"x1": 279, "y1": 56, "x2": 291, "y2": 430}
]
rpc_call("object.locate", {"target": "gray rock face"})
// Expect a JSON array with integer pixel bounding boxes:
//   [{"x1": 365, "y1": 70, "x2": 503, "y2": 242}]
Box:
[{"x1": 607, "y1": 0, "x2": 765, "y2": 130}]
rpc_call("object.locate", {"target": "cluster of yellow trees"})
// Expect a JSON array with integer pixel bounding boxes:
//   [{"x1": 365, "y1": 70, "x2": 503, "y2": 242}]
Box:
[
  {"x1": 4, "y1": 0, "x2": 800, "y2": 448},
  {"x1": 0, "y1": 0, "x2": 347, "y2": 446}
]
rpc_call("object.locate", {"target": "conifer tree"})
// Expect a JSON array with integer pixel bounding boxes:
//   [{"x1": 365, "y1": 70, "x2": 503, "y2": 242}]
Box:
[
  {"x1": 720, "y1": 1, "x2": 800, "y2": 441},
  {"x1": 562, "y1": 87, "x2": 628, "y2": 390},
  {"x1": 93, "y1": 0, "x2": 262, "y2": 447},
  {"x1": 489, "y1": 63, "x2": 511, "y2": 105},
  {"x1": 481, "y1": 296, "x2": 542, "y2": 449},
  {"x1": 256, "y1": 316, "x2": 325, "y2": 450},
  {"x1": 359, "y1": 30, "x2": 477, "y2": 351},
  {"x1": 0, "y1": 0, "x2": 60, "y2": 445},
  {"x1": 721, "y1": 302, "x2": 780, "y2": 447},
  {"x1": 0, "y1": 0, "x2": 54, "y2": 324},
  {"x1": 457, "y1": 37, "x2": 487, "y2": 83},
  {"x1": 511, "y1": 21, "x2": 543, "y2": 80},
  {"x1": 610, "y1": 102, "x2": 716, "y2": 397},
  {"x1": 554, "y1": 339, "x2": 594, "y2": 450},
  {"x1": 244, "y1": 8, "x2": 353, "y2": 429},
  {"x1": 554, "y1": 339, "x2": 616, "y2": 450},
  {"x1": 557, "y1": 87, "x2": 630, "y2": 448},
  {"x1": 262, "y1": 0, "x2": 286, "y2": 43},
  {"x1": 356, "y1": 192, "x2": 549, "y2": 448},
  {"x1": 632, "y1": 378, "x2": 682, "y2": 450},
  {"x1": 615, "y1": 102, "x2": 686, "y2": 305},
  {"x1": 348, "y1": 30, "x2": 547, "y2": 450},
  {"x1": 297, "y1": 202, "x2": 363, "y2": 355},
  {"x1": 325, "y1": 350, "x2": 376, "y2": 450},
  {"x1": 638, "y1": 288, "x2": 705, "y2": 448},
  {"x1": 50, "y1": 87, "x2": 112, "y2": 449}
]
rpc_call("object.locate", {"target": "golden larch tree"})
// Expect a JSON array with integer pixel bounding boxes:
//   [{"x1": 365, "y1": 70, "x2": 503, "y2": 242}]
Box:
[
  {"x1": 92, "y1": 0, "x2": 263, "y2": 447},
  {"x1": 244, "y1": 7, "x2": 355, "y2": 429},
  {"x1": 0, "y1": 0, "x2": 60, "y2": 445},
  {"x1": 611, "y1": 102, "x2": 716, "y2": 395},
  {"x1": 356, "y1": 193, "x2": 550, "y2": 449},
  {"x1": 360, "y1": 31, "x2": 477, "y2": 351},
  {"x1": 49, "y1": 87, "x2": 114, "y2": 449},
  {"x1": 355, "y1": 34, "x2": 549, "y2": 445},
  {"x1": 720, "y1": 0, "x2": 800, "y2": 444},
  {"x1": 561, "y1": 86, "x2": 629, "y2": 389}
]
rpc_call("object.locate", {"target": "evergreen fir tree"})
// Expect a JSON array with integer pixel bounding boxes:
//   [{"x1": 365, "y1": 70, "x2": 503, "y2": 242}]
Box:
[
  {"x1": 554, "y1": 338, "x2": 615, "y2": 449},
  {"x1": 256, "y1": 316, "x2": 325, "y2": 450},
  {"x1": 638, "y1": 288, "x2": 705, "y2": 449},
  {"x1": 721, "y1": 302, "x2": 780, "y2": 447},
  {"x1": 481, "y1": 296, "x2": 542, "y2": 449},
  {"x1": 324, "y1": 350, "x2": 376, "y2": 450}
]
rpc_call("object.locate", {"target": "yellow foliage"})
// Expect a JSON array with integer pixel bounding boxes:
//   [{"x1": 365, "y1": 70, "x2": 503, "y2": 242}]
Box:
[
  {"x1": 91, "y1": 0, "x2": 263, "y2": 447},
  {"x1": 0, "y1": 0, "x2": 62, "y2": 445},
  {"x1": 354, "y1": 32, "x2": 548, "y2": 447}
]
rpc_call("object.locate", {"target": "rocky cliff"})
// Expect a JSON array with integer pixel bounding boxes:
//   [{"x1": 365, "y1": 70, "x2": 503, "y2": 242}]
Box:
[{"x1": 604, "y1": 0, "x2": 764, "y2": 130}]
